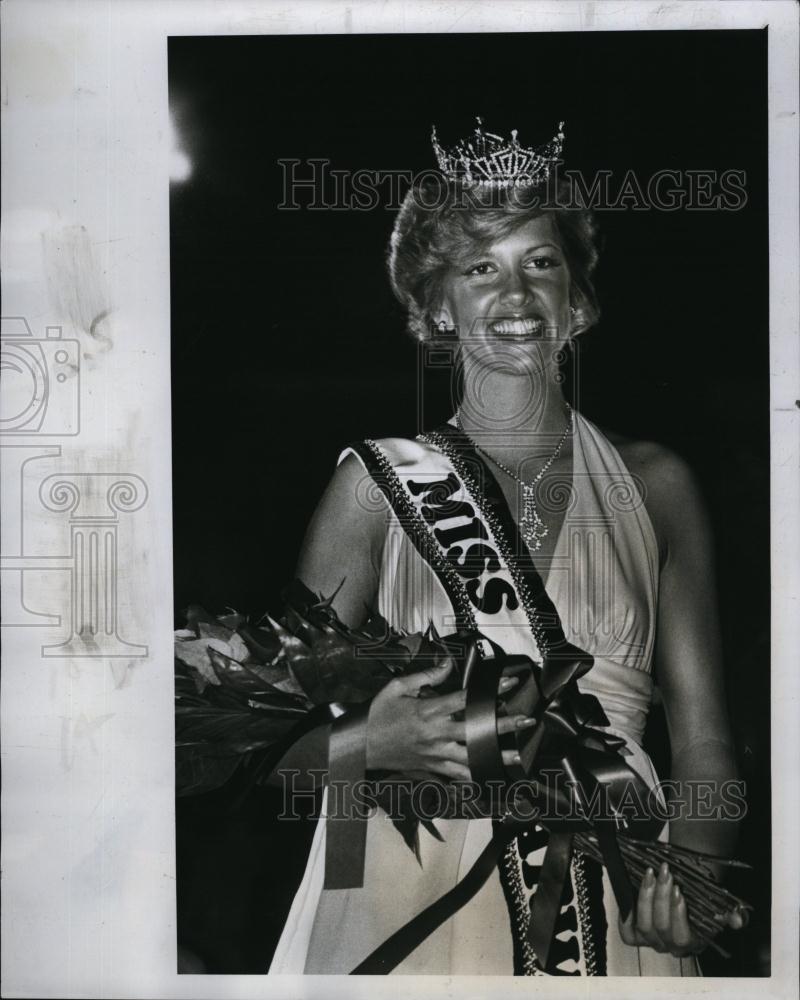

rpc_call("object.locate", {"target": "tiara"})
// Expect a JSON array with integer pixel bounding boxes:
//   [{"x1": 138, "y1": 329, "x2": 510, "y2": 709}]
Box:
[{"x1": 430, "y1": 117, "x2": 565, "y2": 189}]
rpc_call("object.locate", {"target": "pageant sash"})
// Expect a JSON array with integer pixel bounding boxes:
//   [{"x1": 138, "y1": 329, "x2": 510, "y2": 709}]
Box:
[{"x1": 347, "y1": 433, "x2": 562, "y2": 662}]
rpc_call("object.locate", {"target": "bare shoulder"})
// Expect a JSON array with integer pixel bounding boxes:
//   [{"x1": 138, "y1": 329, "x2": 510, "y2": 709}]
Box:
[
  {"x1": 600, "y1": 427, "x2": 710, "y2": 564},
  {"x1": 604, "y1": 428, "x2": 699, "y2": 497},
  {"x1": 295, "y1": 449, "x2": 388, "y2": 627},
  {"x1": 312, "y1": 450, "x2": 387, "y2": 534}
]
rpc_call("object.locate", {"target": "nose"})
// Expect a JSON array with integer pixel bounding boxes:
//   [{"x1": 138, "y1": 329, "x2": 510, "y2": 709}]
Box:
[{"x1": 498, "y1": 267, "x2": 532, "y2": 310}]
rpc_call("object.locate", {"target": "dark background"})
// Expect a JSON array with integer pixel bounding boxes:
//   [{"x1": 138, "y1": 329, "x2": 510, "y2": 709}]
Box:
[{"x1": 169, "y1": 30, "x2": 769, "y2": 976}]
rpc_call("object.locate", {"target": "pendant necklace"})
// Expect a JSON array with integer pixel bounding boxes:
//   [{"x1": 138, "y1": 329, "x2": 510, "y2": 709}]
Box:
[{"x1": 454, "y1": 404, "x2": 573, "y2": 552}]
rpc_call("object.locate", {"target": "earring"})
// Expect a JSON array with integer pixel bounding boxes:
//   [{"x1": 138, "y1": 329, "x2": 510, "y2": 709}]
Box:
[
  {"x1": 430, "y1": 319, "x2": 459, "y2": 339},
  {"x1": 569, "y1": 305, "x2": 585, "y2": 336}
]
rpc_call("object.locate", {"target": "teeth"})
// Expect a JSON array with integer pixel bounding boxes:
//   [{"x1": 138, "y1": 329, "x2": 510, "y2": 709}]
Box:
[{"x1": 488, "y1": 317, "x2": 542, "y2": 336}]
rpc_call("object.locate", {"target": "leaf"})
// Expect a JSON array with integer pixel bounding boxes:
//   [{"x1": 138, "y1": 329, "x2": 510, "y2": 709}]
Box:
[
  {"x1": 237, "y1": 623, "x2": 282, "y2": 664},
  {"x1": 206, "y1": 647, "x2": 311, "y2": 710},
  {"x1": 175, "y1": 703, "x2": 300, "y2": 753},
  {"x1": 174, "y1": 636, "x2": 226, "y2": 685},
  {"x1": 207, "y1": 645, "x2": 272, "y2": 692},
  {"x1": 424, "y1": 619, "x2": 442, "y2": 643},
  {"x1": 175, "y1": 659, "x2": 209, "y2": 701},
  {"x1": 281, "y1": 577, "x2": 324, "y2": 614},
  {"x1": 268, "y1": 672, "x2": 310, "y2": 699},
  {"x1": 421, "y1": 817, "x2": 445, "y2": 842},
  {"x1": 198, "y1": 619, "x2": 236, "y2": 644},
  {"x1": 304, "y1": 577, "x2": 346, "y2": 612},
  {"x1": 290, "y1": 624, "x2": 396, "y2": 703},
  {"x1": 226, "y1": 631, "x2": 250, "y2": 664},
  {"x1": 229, "y1": 655, "x2": 309, "y2": 700},
  {"x1": 395, "y1": 631, "x2": 423, "y2": 657},
  {"x1": 185, "y1": 604, "x2": 217, "y2": 632},
  {"x1": 218, "y1": 609, "x2": 247, "y2": 630},
  {"x1": 263, "y1": 615, "x2": 320, "y2": 697}
]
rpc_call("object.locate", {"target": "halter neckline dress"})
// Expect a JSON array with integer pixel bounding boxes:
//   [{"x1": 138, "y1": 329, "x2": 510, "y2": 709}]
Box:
[{"x1": 268, "y1": 409, "x2": 699, "y2": 977}]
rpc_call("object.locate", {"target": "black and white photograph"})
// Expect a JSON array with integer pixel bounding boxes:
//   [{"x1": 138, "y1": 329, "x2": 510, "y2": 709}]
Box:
[
  {"x1": 2, "y1": 2, "x2": 798, "y2": 998},
  {"x1": 170, "y1": 26, "x2": 771, "y2": 978}
]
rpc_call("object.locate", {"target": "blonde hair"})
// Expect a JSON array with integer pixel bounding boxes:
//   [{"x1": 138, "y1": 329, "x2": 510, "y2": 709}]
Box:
[{"x1": 387, "y1": 178, "x2": 601, "y2": 341}]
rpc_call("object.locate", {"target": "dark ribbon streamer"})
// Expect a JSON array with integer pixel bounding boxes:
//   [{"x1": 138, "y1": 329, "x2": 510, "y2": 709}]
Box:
[
  {"x1": 323, "y1": 702, "x2": 371, "y2": 890},
  {"x1": 351, "y1": 814, "x2": 521, "y2": 974},
  {"x1": 464, "y1": 651, "x2": 506, "y2": 788}
]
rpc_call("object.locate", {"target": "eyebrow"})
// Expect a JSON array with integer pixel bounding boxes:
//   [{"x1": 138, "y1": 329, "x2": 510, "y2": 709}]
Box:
[
  {"x1": 520, "y1": 243, "x2": 562, "y2": 254},
  {"x1": 458, "y1": 241, "x2": 562, "y2": 267}
]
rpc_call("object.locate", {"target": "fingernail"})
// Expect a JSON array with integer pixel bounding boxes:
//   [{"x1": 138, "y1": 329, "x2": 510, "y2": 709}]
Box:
[
  {"x1": 512, "y1": 753, "x2": 522, "y2": 764},
  {"x1": 515, "y1": 716, "x2": 537, "y2": 729},
  {"x1": 672, "y1": 884, "x2": 682, "y2": 902},
  {"x1": 658, "y1": 862, "x2": 669, "y2": 880},
  {"x1": 643, "y1": 867, "x2": 655, "y2": 887},
  {"x1": 499, "y1": 676, "x2": 520, "y2": 691}
]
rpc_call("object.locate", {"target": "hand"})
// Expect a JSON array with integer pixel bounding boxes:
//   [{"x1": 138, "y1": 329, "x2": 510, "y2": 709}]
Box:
[
  {"x1": 619, "y1": 862, "x2": 746, "y2": 958},
  {"x1": 365, "y1": 656, "x2": 533, "y2": 781}
]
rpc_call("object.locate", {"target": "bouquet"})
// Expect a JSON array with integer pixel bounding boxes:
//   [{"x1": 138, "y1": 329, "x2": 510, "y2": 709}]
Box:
[{"x1": 175, "y1": 579, "x2": 750, "y2": 967}]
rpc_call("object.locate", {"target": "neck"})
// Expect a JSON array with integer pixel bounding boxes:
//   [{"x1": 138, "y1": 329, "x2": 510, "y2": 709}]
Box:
[{"x1": 457, "y1": 359, "x2": 572, "y2": 459}]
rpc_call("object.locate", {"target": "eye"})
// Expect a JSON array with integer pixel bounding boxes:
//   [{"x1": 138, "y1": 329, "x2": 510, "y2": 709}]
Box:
[
  {"x1": 464, "y1": 261, "x2": 497, "y2": 277},
  {"x1": 524, "y1": 255, "x2": 561, "y2": 271}
]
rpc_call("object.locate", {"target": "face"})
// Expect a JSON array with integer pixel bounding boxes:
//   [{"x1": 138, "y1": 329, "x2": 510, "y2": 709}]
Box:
[{"x1": 435, "y1": 214, "x2": 573, "y2": 373}]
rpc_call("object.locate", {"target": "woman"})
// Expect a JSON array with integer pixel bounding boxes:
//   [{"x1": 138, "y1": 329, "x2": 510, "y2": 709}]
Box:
[{"x1": 269, "y1": 122, "x2": 743, "y2": 975}]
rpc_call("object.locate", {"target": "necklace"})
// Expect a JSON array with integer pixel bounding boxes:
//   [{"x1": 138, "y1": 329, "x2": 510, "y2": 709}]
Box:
[{"x1": 454, "y1": 404, "x2": 573, "y2": 552}]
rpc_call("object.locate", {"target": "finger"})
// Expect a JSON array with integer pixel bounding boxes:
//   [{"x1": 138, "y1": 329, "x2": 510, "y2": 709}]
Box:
[
  {"x1": 431, "y1": 759, "x2": 472, "y2": 782},
  {"x1": 635, "y1": 867, "x2": 665, "y2": 950},
  {"x1": 434, "y1": 718, "x2": 532, "y2": 755},
  {"x1": 419, "y1": 687, "x2": 467, "y2": 718},
  {"x1": 635, "y1": 867, "x2": 655, "y2": 934},
  {"x1": 618, "y1": 911, "x2": 640, "y2": 947},
  {"x1": 496, "y1": 714, "x2": 537, "y2": 737},
  {"x1": 652, "y1": 863, "x2": 674, "y2": 944},
  {"x1": 670, "y1": 885, "x2": 694, "y2": 950},
  {"x1": 439, "y1": 718, "x2": 466, "y2": 743},
  {"x1": 429, "y1": 740, "x2": 469, "y2": 767},
  {"x1": 726, "y1": 907, "x2": 747, "y2": 930},
  {"x1": 498, "y1": 675, "x2": 521, "y2": 694}
]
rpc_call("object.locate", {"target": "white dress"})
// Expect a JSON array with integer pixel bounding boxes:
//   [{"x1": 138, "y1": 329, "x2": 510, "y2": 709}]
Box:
[{"x1": 269, "y1": 410, "x2": 699, "y2": 976}]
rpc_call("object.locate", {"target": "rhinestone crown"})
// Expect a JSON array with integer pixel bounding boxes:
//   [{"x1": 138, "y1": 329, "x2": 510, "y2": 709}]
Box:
[{"x1": 431, "y1": 117, "x2": 565, "y2": 189}]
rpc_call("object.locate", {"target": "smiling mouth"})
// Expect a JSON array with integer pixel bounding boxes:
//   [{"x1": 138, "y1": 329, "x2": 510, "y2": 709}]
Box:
[{"x1": 487, "y1": 316, "x2": 544, "y2": 338}]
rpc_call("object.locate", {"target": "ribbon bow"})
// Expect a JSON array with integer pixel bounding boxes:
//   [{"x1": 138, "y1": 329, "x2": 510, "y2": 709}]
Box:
[{"x1": 348, "y1": 634, "x2": 665, "y2": 973}]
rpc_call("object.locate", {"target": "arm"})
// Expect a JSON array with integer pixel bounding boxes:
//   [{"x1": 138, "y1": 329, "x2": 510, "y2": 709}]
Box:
[
  {"x1": 265, "y1": 450, "x2": 529, "y2": 790},
  {"x1": 619, "y1": 444, "x2": 743, "y2": 954},
  {"x1": 294, "y1": 451, "x2": 385, "y2": 629},
  {"x1": 262, "y1": 452, "x2": 385, "y2": 788},
  {"x1": 652, "y1": 452, "x2": 739, "y2": 863}
]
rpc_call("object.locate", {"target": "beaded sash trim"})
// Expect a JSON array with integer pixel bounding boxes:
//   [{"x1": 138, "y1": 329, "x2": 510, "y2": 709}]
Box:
[
  {"x1": 347, "y1": 441, "x2": 481, "y2": 633},
  {"x1": 349, "y1": 434, "x2": 607, "y2": 975},
  {"x1": 418, "y1": 424, "x2": 568, "y2": 654}
]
